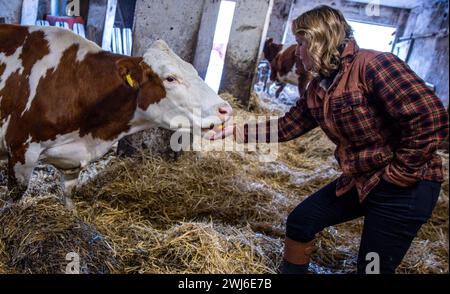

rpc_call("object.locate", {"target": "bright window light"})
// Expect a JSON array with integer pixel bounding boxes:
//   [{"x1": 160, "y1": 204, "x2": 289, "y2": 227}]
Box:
[
  {"x1": 204, "y1": 0, "x2": 236, "y2": 93},
  {"x1": 348, "y1": 20, "x2": 396, "y2": 53}
]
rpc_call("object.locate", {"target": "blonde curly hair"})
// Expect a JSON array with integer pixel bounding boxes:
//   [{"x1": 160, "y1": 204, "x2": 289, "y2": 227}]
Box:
[{"x1": 292, "y1": 5, "x2": 353, "y2": 77}]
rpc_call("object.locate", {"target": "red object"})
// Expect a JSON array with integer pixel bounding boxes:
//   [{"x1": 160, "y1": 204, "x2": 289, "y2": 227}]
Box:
[{"x1": 45, "y1": 15, "x2": 85, "y2": 29}]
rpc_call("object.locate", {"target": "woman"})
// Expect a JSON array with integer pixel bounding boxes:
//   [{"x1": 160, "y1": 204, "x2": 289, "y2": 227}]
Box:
[{"x1": 211, "y1": 5, "x2": 449, "y2": 274}]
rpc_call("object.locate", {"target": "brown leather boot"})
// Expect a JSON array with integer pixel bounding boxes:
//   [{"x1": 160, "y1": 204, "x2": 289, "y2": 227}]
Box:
[{"x1": 279, "y1": 237, "x2": 316, "y2": 274}]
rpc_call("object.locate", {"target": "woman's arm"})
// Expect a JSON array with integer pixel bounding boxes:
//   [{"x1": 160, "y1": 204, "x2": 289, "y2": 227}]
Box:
[
  {"x1": 365, "y1": 52, "x2": 449, "y2": 187},
  {"x1": 209, "y1": 96, "x2": 318, "y2": 143},
  {"x1": 236, "y1": 96, "x2": 318, "y2": 143}
]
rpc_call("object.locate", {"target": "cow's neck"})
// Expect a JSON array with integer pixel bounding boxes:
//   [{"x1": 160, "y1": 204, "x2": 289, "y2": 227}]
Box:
[{"x1": 112, "y1": 107, "x2": 159, "y2": 143}]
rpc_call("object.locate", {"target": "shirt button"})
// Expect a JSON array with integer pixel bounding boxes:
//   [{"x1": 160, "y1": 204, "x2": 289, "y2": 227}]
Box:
[{"x1": 342, "y1": 106, "x2": 352, "y2": 113}]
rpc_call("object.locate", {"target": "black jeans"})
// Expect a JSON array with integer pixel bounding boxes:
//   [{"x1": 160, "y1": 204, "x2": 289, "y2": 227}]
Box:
[{"x1": 286, "y1": 177, "x2": 441, "y2": 274}]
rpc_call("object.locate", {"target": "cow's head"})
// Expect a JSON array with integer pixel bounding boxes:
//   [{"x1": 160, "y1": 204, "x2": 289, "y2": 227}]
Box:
[
  {"x1": 263, "y1": 38, "x2": 283, "y2": 63},
  {"x1": 116, "y1": 40, "x2": 232, "y2": 135}
]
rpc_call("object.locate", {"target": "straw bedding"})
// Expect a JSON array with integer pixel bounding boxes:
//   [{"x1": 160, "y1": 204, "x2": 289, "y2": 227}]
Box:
[{"x1": 0, "y1": 92, "x2": 447, "y2": 274}]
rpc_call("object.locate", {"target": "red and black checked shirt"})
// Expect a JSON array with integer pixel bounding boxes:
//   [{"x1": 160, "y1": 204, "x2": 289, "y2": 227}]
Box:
[{"x1": 242, "y1": 40, "x2": 449, "y2": 202}]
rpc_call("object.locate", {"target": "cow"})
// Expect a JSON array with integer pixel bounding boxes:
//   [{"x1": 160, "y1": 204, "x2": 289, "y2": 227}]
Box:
[
  {"x1": 0, "y1": 24, "x2": 232, "y2": 197},
  {"x1": 263, "y1": 38, "x2": 312, "y2": 99}
]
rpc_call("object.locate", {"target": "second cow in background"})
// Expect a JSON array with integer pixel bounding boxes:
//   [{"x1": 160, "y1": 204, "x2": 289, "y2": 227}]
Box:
[{"x1": 263, "y1": 38, "x2": 312, "y2": 98}]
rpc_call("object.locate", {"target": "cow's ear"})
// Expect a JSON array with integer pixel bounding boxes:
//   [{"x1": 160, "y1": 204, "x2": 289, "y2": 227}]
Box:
[
  {"x1": 116, "y1": 57, "x2": 144, "y2": 89},
  {"x1": 138, "y1": 61, "x2": 153, "y2": 82}
]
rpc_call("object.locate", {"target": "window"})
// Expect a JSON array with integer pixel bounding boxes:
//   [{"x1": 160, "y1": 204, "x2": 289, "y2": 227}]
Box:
[
  {"x1": 347, "y1": 20, "x2": 396, "y2": 52},
  {"x1": 204, "y1": 0, "x2": 237, "y2": 93}
]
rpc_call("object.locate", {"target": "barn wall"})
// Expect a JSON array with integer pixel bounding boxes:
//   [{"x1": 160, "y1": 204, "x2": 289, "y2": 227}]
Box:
[
  {"x1": 285, "y1": 0, "x2": 405, "y2": 44},
  {"x1": 132, "y1": 0, "x2": 205, "y2": 63},
  {"x1": 221, "y1": 0, "x2": 274, "y2": 105},
  {"x1": 401, "y1": 1, "x2": 449, "y2": 106},
  {"x1": 37, "y1": 0, "x2": 50, "y2": 20},
  {"x1": 0, "y1": 0, "x2": 23, "y2": 24},
  {"x1": 86, "y1": 0, "x2": 118, "y2": 47},
  {"x1": 266, "y1": 0, "x2": 294, "y2": 43}
]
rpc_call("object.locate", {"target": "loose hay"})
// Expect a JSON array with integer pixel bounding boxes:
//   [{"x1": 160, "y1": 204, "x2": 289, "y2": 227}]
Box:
[
  {"x1": 139, "y1": 222, "x2": 281, "y2": 274},
  {"x1": 74, "y1": 152, "x2": 289, "y2": 228},
  {"x1": 0, "y1": 195, "x2": 117, "y2": 273},
  {"x1": 0, "y1": 238, "x2": 7, "y2": 274},
  {"x1": 0, "y1": 91, "x2": 447, "y2": 274}
]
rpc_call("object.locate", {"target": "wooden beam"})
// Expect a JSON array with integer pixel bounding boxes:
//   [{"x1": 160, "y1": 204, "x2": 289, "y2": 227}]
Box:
[
  {"x1": 101, "y1": 0, "x2": 118, "y2": 50},
  {"x1": 20, "y1": 0, "x2": 39, "y2": 25}
]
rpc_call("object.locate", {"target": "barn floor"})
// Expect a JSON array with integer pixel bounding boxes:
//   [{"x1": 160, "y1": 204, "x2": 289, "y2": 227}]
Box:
[
  {"x1": 254, "y1": 80, "x2": 300, "y2": 114},
  {"x1": 0, "y1": 92, "x2": 448, "y2": 274}
]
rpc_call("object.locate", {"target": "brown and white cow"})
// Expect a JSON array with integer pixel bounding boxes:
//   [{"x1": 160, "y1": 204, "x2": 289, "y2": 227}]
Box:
[
  {"x1": 0, "y1": 24, "x2": 232, "y2": 195},
  {"x1": 263, "y1": 38, "x2": 312, "y2": 98}
]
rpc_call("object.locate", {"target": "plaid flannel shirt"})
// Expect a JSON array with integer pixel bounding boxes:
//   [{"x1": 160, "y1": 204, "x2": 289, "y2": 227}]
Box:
[{"x1": 242, "y1": 40, "x2": 449, "y2": 202}]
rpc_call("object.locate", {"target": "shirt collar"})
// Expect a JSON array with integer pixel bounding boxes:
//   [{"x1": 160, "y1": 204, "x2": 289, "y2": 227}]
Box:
[
  {"x1": 340, "y1": 39, "x2": 359, "y2": 62},
  {"x1": 318, "y1": 39, "x2": 359, "y2": 91}
]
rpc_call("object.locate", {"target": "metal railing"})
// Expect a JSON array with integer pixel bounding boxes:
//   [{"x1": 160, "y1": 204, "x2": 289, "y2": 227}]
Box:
[
  {"x1": 34, "y1": 21, "x2": 132, "y2": 56},
  {"x1": 111, "y1": 27, "x2": 132, "y2": 56}
]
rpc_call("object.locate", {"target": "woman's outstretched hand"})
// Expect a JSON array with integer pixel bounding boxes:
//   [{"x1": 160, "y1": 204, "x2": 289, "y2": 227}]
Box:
[
  {"x1": 208, "y1": 125, "x2": 234, "y2": 140},
  {"x1": 207, "y1": 124, "x2": 245, "y2": 144}
]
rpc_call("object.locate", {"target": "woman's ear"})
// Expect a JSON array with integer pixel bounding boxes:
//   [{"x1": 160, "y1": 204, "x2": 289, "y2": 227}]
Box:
[{"x1": 116, "y1": 57, "x2": 144, "y2": 89}]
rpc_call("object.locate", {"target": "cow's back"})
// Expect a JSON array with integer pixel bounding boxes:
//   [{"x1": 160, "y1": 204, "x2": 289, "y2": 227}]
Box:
[
  {"x1": 0, "y1": 25, "x2": 31, "y2": 153},
  {"x1": 0, "y1": 24, "x2": 135, "y2": 153},
  {"x1": 1, "y1": 24, "x2": 102, "y2": 121},
  {"x1": 277, "y1": 45, "x2": 297, "y2": 73}
]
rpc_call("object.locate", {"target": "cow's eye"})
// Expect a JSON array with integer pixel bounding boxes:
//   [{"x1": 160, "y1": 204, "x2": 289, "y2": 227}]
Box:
[{"x1": 166, "y1": 76, "x2": 177, "y2": 82}]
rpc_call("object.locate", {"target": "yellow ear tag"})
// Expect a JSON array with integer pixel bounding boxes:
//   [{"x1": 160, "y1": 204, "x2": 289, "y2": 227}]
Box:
[{"x1": 125, "y1": 74, "x2": 134, "y2": 87}]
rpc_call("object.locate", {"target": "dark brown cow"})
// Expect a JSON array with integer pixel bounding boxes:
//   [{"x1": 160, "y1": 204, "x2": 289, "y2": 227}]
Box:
[{"x1": 263, "y1": 38, "x2": 312, "y2": 98}]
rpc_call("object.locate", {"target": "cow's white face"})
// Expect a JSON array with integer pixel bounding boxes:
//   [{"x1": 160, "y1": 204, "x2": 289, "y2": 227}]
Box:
[{"x1": 141, "y1": 40, "x2": 232, "y2": 135}]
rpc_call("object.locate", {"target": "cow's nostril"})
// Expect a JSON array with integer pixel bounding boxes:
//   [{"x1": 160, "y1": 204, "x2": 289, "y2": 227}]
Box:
[{"x1": 218, "y1": 107, "x2": 228, "y2": 115}]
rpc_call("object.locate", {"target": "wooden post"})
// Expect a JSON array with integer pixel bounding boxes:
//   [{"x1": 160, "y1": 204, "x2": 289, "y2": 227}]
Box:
[{"x1": 20, "y1": 0, "x2": 39, "y2": 25}]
